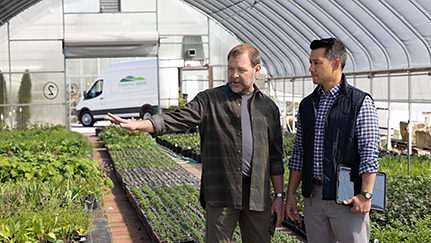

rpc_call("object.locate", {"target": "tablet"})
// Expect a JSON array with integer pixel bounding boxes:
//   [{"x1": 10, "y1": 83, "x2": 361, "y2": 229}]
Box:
[{"x1": 335, "y1": 164, "x2": 386, "y2": 211}]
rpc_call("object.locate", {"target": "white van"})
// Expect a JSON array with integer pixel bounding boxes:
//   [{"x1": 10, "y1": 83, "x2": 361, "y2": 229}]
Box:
[{"x1": 76, "y1": 59, "x2": 158, "y2": 126}]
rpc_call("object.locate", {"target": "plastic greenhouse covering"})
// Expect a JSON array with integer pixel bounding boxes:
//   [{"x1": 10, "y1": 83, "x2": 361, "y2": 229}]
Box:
[
  {"x1": 1, "y1": 0, "x2": 431, "y2": 151},
  {"x1": 181, "y1": 0, "x2": 431, "y2": 150}
]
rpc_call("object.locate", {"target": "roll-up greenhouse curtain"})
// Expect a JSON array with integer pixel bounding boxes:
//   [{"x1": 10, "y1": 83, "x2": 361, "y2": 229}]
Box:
[{"x1": 63, "y1": 32, "x2": 159, "y2": 58}]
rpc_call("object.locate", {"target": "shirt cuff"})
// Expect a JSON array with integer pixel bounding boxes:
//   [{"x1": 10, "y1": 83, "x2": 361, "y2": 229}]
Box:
[{"x1": 148, "y1": 115, "x2": 165, "y2": 137}]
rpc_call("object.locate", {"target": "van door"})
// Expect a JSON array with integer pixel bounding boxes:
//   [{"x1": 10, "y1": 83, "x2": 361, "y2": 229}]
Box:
[{"x1": 85, "y1": 79, "x2": 105, "y2": 111}]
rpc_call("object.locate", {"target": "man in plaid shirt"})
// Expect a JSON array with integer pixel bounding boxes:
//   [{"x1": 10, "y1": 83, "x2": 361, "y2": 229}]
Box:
[{"x1": 286, "y1": 38, "x2": 380, "y2": 243}]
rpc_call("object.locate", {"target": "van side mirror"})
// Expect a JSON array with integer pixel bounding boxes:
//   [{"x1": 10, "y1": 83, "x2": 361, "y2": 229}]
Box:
[{"x1": 83, "y1": 91, "x2": 88, "y2": 99}]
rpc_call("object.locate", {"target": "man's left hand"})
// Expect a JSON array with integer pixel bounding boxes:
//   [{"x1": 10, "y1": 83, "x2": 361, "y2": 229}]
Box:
[
  {"x1": 343, "y1": 194, "x2": 371, "y2": 213},
  {"x1": 271, "y1": 197, "x2": 285, "y2": 226}
]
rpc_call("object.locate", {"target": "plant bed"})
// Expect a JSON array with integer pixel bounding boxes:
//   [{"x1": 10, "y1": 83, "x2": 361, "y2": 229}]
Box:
[
  {"x1": 101, "y1": 125, "x2": 303, "y2": 243},
  {"x1": 0, "y1": 124, "x2": 113, "y2": 242},
  {"x1": 158, "y1": 133, "x2": 201, "y2": 162}
]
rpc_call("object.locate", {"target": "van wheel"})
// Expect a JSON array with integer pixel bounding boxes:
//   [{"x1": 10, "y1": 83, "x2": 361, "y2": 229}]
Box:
[
  {"x1": 141, "y1": 109, "x2": 154, "y2": 120},
  {"x1": 80, "y1": 111, "x2": 95, "y2": 127}
]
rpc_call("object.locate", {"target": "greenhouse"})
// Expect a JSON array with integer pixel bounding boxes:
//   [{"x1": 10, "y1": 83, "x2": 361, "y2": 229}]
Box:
[
  {"x1": 1, "y1": 0, "x2": 431, "y2": 242},
  {"x1": 1, "y1": 0, "x2": 431, "y2": 149}
]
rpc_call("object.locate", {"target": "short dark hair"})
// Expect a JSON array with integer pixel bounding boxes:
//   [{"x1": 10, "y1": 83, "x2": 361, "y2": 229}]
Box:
[
  {"x1": 310, "y1": 38, "x2": 347, "y2": 70},
  {"x1": 227, "y1": 44, "x2": 261, "y2": 67}
]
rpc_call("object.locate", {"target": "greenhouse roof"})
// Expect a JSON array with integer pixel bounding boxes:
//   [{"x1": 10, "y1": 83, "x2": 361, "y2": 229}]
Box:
[
  {"x1": 181, "y1": 0, "x2": 431, "y2": 78},
  {"x1": 3, "y1": 0, "x2": 431, "y2": 78},
  {"x1": 0, "y1": 0, "x2": 43, "y2": 26}
]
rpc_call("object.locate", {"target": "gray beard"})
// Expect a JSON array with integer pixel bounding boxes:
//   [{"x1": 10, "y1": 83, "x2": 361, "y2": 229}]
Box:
[{"x1": 228, "y1": 81, "x2": 253, "y2": 94}]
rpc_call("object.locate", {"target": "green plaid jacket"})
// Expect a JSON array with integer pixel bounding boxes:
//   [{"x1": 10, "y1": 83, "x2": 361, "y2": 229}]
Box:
[{"x1": 149, "y1": 84, "x2": 284, "y2": 211}]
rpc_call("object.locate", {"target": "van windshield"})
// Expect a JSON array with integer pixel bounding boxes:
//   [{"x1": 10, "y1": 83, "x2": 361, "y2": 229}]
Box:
[{"x1": 86, "y1": 80, "x2": 103, "y2": 99}]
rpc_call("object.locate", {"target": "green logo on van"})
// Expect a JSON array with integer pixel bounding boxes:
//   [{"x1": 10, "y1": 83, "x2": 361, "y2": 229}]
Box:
[{"x1": 120, "y1": 76, "x2": 145, "y2": 82}]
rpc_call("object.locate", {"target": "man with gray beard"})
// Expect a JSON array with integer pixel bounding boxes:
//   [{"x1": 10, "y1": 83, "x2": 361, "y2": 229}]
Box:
[{"x1": 105, "y1": 43, "x2": 285, "y2": 243}]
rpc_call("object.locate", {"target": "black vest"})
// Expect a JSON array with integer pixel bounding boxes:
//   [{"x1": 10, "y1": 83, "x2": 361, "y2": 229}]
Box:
[{"x1": 299, "y1": 75, "x2": 369, "y2": 200}]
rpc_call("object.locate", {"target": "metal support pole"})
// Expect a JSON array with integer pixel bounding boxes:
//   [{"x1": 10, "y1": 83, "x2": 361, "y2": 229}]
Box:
[
  {"x1": 7, "y1": 22, "x2": 12, "y2": 132},
  {"x1": 1, "y1": 114, "x2": 4, "y2": 140},
  {"x1": 387, "y1": 75, "x2": 392, "y2": 150},
  {"x1": 407, "y1": 120, "x2": 411, "y2": 176},
  {"x1": 156, "y1": 0, "x2": 161, "y2": 114},
  {"x1": 283, "y1": 78, "x2": 287, "y2": 133},
  {"x1": 291, "y1": 78, "x2": 296, "y2": 133},
  {"x1": 408, "y1": 71, "x2": 412, "y2": 176}
]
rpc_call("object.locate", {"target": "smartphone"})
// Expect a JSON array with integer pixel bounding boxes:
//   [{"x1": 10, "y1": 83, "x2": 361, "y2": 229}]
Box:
[{"x1": 268, "y1": 213, "x2": 277, "y2": 236}]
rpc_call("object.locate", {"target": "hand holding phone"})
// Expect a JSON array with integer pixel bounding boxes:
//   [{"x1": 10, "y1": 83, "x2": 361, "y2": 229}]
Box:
[{"x1": 268, "y1": 213, "x2": 277, "y2": 236}]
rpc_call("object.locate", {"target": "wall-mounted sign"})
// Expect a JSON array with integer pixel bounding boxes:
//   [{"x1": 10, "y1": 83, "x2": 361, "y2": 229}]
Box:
[
  {"x1": 67, "y1": 83, "x2": 79, "y2": 96},
  {"x1": 43, "y1": 81, "x2": 59, "y2": 100}
]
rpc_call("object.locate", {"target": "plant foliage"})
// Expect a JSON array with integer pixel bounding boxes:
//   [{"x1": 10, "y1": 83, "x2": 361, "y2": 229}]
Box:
[
  {"x1": 0, "y1": 123, "x2": 113, "y2": 242},
  {"x1": 101, "y1": 125, "x2": 301, "y2": 242},
  {"x1": 282, "y1": 132, "x2": 431, "y2": 242}
]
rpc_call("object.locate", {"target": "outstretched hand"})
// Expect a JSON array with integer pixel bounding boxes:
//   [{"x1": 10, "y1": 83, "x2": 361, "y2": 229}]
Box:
[{"x1": 104, "y1": 113, "x2": 152, "y2": 132}]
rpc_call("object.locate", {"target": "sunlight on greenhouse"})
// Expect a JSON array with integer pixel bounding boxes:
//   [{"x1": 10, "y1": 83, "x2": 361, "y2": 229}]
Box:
[{"x1": 1, "y1": 0, "x2": 431, "y2": 242}]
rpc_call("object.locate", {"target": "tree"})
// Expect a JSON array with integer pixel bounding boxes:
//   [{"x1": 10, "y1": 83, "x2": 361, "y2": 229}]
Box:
[
  {"x1": 18, "y1": 69, "x2": 32, "y2": 126},
  {"x1": 0, "y1": 70, "x2": 7, "y2": 118}
]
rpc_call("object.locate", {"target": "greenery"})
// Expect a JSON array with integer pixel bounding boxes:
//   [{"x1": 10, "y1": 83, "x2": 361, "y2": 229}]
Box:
[
  {"x1": 0, "y1": 123, "x2": 113, "y2": 242},
  {"x1": 283, "y1": 132, "x2": 295, "y2": 156},
  {"x1": 379, "y1": 154, "x2": 431, "y2": 176},
  {"x1": 0, "y1": 123, "x2": 92, "y2": 156},
  {"x1": 18, "y1": 70, "x2": 32, "y2": 126},
  {"x1": 101, "y1": 125, "x2": 301, "y2": 242},
  {"x1": 159, "y1": 132, "x2": 201, "y2": 154},
  {"x1": 117, "y1": 130, "x2": 431, "y2": 242},
  {"x1": 0, "y1": 179, "x2": 93, "y2": 242},
  {"x1": 104, "y1": 127, "x2": 431, "y2": 242},
  {"x1": 282, "y1": 132, "x2": 431, "y2": 242}
]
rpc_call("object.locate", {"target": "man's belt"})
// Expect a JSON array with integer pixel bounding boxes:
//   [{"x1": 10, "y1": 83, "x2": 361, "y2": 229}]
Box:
[{"x1": 312, "y1": 177, "x2": 323, "y2": 187}]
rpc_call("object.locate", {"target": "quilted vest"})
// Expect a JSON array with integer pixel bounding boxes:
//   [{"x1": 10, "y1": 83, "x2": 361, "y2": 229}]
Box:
[{"x1": 299, "y1": 75, "x2": 369, "y2": 200}]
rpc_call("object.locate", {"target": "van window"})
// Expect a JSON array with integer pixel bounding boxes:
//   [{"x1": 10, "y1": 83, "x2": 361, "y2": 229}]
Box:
[{"x1": 87, "y1": 80, "x2": 103, "y2": 99}]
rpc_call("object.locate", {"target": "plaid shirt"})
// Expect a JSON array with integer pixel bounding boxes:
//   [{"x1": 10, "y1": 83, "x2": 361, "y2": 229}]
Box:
[
  {"x1": 149, "y1": 84, "x2": 284, "y2": 211},
  {"x1": 289, "y1": 82, "x2": 380, "y2": 177}
]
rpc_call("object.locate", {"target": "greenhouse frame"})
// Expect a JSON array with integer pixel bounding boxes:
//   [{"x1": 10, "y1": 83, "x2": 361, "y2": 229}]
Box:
[{"x1": 1, "y1": 0, "x2": 431, "y2": 152}]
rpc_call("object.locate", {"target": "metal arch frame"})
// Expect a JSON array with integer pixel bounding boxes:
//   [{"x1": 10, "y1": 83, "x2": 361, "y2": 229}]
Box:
[
  {"x1": 309, "y1": 1, "x2": 374, "y2": 71},
  {"x1": 222, "y1": 16, "x2": 289, "y2": 77},
  {"x1": 265, "y1": 1, "x2": 319, "y2": 73},
  {"x1": 330, "y1": 0, "x2": 391, "y2": 70},
  {"x1": 353, "y1": 0, "x2": 412, "y2": 67},
  {"x1": 354, "y1": 0, "x2": 413, "y2": 152},
  {"x1": 211, "y1": 0, "x2": 292, "y2": 77},
  {"x1": 257, "y1": 1, "x2": 320, "y2": 131},
  {"x1": 286, "y1": 0, "x2": 358, "y2": 72},
  {"x1": 217, "y1": 0, "x2": 259, "y2": 24},
  {"x1": 410, "y1": 0, "x2": 431, "y2": 22},
  {"x1": 259, "y1": 2, "x2": 308, "y2": 75},
  {"x1": 0, "y1": 0, "x2": 43, "y2": 26},
  {"x1": 183, "y1": 0, "x2": 285, "y2": 77},
  {"x1": 180, "y1": 0, "x2": 239, "y2": 40},
  {"x1": 377, "y1": 0, "x2": 431, "y2": 152},
  {"x1": 217, "y1": 0, "x2": 293, "y2": 77},
  {"x1": 380, "y1": 0, "x2": 431, "y2": 63},
  {"x1": 243, "y1": 5, "x2": 304, "y2": 75}
]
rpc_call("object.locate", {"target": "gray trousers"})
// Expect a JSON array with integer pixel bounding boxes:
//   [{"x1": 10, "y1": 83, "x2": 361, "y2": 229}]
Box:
[{"x1": 304, "y1": 184, "x2": 370, "y2": 243}]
